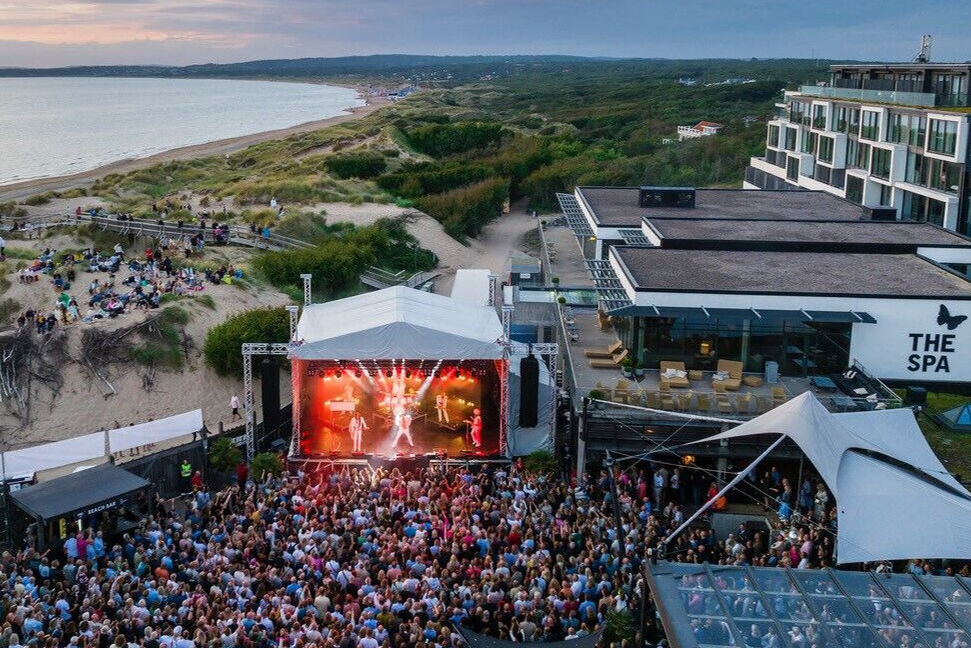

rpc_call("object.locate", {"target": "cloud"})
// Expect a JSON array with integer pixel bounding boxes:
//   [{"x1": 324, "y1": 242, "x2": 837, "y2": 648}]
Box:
[{"x1": 1, "y1": 0, "x2": 969, "y2": 67}]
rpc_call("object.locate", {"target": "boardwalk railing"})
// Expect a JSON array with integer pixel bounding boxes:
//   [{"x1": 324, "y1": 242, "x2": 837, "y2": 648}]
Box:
[{"x1": 360, "y1": 266, "x2": 439, "y2": 290}]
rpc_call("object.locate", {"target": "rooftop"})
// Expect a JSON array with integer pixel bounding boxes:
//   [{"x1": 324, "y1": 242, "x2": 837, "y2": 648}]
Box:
[
  {"x1": 648, "y1": 219, "x2": 971, "y2": 248},
  {"x1": 576, "y1": 187, "x2": 865, "y2": 227},
  {"x1": 612, "y1": 247, "x2": 971, "y2": 298}
]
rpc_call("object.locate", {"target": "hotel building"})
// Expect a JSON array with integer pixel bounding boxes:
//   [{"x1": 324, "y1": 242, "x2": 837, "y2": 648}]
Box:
[{"x1": 744, "y1": 63, "x2": 971, "y2": 233}]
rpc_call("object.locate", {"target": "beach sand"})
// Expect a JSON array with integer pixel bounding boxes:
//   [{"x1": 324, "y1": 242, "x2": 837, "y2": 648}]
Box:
[{"x1": 0, "y1": 94, "x2": 388, "y2": 203}]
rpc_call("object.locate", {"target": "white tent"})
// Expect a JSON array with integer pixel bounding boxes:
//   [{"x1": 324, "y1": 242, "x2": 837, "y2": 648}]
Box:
[
  {"x1": 450, "y1": 269, "x2": 493, "y2": 307},
  {"x1": 694, "y1": 392, "x2": 971, "y2": 564},
  {"x1": 293, "y1": 286, "x2": 505, "y2": 360}
]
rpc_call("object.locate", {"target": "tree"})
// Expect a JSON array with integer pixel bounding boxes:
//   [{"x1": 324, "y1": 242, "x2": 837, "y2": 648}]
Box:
[
  {"x1": 202, "y1": 308, "x2": 290, "y2": 376},
  {"x1": 251, "y1": 452, "x2": 284, "y2": 480},
  {"x1": 208, "y1": 436, "x2": 242, "y2": 472}
]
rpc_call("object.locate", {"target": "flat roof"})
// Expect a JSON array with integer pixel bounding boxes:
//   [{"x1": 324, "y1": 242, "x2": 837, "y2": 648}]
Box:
[
  {"x1": 576, "y1": 187, "x2": 865, "y2": 227},
  {"x1": 613, "y1": 247, "x2": 971, "y2": 298},
  {"x1": 648, "y1": 219, "x2": 971, "y2": 247}
]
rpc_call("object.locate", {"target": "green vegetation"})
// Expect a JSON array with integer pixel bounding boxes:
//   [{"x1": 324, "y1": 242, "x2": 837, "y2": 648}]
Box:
[
  {"x1": 253, "y1": 218, "x2": 435, "y2": 297},
  {"x1": 208, "y1": 436, "x2": 243, "y2": 472},
  {"x1": 522, "y1": 449, "x2": 557, "y2": 474},
  {"x1": 604, "y1": 609, "x2": 636, "y2": 645},
  {"x1": 23, "y1": 194, "x2": 50, "y2": 206},
  {"x1": 0, "y1": 297, "x2": 19, "y2": 325},
  {"x1": 0, "y1": 202, "x2": 27, "y2": 219},
  {"x1": 416, "y1": 178, "x2": 509, "y2": 240},
  {"x1": 135, "y1": 306, "x2": 190, "y2": 369},
  {"x1": 905, "y1": 391, "x2": 971, "y2": 480},
  {"x1": 203, "y1": 307, "x2": 290, "y2": 376},
  {"x1": 70, "y1": 59, "x2": 828, "y2": 246},
  {"x1": 251, "y1": 452, "x2": 284, "y2": 480},
  {"x1": 324, "y1": 152, "x2": 387, "y2": 179}
]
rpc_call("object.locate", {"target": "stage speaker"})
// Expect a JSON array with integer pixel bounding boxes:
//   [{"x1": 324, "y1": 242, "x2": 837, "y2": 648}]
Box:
[
  {"x1": 260, "y1": 358, "x2": 281, "y2": 452},
  {"x1": 519, "y1": 352, "x2": 540, "y2": 428},
  {"x1": 905, "y1": 386, "x2": 927, "y2": 407}
]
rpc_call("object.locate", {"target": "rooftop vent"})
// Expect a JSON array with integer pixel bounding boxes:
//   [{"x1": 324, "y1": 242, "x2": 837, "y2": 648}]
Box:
[{"x1": 639, "y1": 186, "x2": 696, "y2": 209}]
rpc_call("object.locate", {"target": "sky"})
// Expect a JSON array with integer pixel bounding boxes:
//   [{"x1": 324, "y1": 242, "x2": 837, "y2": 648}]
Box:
[{"x1": 0, "y1": 0, "x2": 969, "y2": 68}]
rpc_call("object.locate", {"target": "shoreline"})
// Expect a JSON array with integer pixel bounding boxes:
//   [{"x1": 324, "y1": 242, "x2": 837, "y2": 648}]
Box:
[{"x1": 0, "y1": 88, "x2": 389, "y2": 203}]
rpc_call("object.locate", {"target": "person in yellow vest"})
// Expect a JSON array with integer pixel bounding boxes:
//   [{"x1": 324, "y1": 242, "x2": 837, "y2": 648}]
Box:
[{"x1": 180, "y1": 459, "x2": 192, "y2": 490}]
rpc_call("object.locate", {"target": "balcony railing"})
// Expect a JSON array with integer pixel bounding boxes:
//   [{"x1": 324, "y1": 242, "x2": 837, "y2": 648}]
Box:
[{"x1": 798, "y1": 85, "x2": 936, "y2": 107}]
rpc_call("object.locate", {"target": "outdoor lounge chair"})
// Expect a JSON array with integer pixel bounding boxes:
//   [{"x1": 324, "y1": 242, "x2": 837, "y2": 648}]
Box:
[
  {"x1": 697, "y1": 393, "x2": 711, "y2": 411},
  {"x1": 660, "y1": 360, "x2": 690, "y2": 389},
  {"x1": 588, "y1": 348, "x2": 627, "y2": 369},
  {"x1": 716, "y1": 393, "x2": 733, "y2": 413},
  {"x1": 583, "y1": 340, "x2": 623, "y2": 359},
  {"x1": 677, "y1": 390, "x2": 695, "y2": 411},
  {"x1": 712, "y1": 359, "x2": 743, "y2": 391}
]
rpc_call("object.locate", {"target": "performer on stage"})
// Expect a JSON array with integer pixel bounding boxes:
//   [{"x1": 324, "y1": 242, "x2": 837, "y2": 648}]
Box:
[
  {"x1": 466, "y1": 408, "x2": 482, "y2": 448},
  {"x1": 435, "y1": 392, "x2": 449, "y2": 423},
  {"x1": 349, "y1": 411, "x2": 367, "y2": 453},
  {"x1": 392, "y1": 408, "x2": 414, "y2": 448}
]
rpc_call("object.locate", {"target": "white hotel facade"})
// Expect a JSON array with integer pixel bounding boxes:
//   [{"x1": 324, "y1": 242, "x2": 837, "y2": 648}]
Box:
[{"x1": 744, "y1": 63, "x2": 971, "y2": 234}]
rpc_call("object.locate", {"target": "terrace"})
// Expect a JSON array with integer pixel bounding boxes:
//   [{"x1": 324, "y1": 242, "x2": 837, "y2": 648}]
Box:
[{"x1": 558, "y1": 306, "x2": 901, "y2": 417}]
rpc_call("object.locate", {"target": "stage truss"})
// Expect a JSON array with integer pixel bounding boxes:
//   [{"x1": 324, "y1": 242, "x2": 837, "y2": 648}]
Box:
[{"x1": 242, "y1": 342, "x2": 293, "y2": 462}]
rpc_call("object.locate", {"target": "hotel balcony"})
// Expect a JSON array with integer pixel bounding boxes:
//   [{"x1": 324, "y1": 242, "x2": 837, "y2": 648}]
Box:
[{"x1": 796, "y1": 84, "x2": 936, "y2": 107}]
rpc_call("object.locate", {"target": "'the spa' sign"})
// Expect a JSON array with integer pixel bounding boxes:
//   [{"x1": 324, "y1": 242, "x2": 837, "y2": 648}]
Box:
[{"x1": 907, "y1": 305, "x2": 967, "y2": 374}]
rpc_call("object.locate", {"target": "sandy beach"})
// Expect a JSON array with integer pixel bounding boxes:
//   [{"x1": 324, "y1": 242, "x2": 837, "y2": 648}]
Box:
[{"x1": 0, "y1": 93, "x2": 388, "y2": 203}]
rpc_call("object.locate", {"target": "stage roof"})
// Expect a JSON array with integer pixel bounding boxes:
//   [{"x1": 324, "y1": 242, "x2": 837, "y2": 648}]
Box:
[
  {"x1": 693, "y1": 393, "x2": 971, "y2": 564},
  {"x1": 293, "y1": 286, "x2": 504, "y2": 360},
  {"x1": 648, "y1": 561, "x2": 971, "y2": 648}
]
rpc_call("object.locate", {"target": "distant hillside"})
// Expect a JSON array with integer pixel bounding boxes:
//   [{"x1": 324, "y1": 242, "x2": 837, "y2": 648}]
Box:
[{"x1": 0, "y1": 54, "x2": 845, "y2": 85}]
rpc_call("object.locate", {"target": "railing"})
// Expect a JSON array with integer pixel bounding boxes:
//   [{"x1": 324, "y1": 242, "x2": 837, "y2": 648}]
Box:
[
  {"x1": 359, "y1": 266, "x2": 439, "y2": 290},
  {"x1": 1, "y1": 211, "x2": 315, "y2": 251},
  {"x1": 797, "y1": 85, "x2": 936, "y2": 107}
]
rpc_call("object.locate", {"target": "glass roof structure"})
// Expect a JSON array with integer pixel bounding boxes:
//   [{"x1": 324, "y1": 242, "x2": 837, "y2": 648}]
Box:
[
  {"x1": 647, "y1": 561, "x2": 971, "y2": 648},
  {"x1": 555, "y1": 192, "x2": 594, "y2": 237}
]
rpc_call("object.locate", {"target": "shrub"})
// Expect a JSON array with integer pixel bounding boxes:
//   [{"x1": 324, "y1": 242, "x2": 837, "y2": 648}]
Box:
[
  {"x1": 416, "y1": 177, "x2": 509, "y2": 240},
  {"x1": 23, "y1": 194, "x2": 51, "y2": 206},
  {"x1": 0, "y1": 298, "x2": 20, "y2": 325},
  {"x1": 406, "y1": 121, "x2": 505, "y2": 157},
  {"x1": 522, "y1": 450, "x2": 557, "y2": 475},
  {"x1": 603, "y1": 609, "x2": 635, "y2": 645},
  {"x1": 324, "y1": 153, "x2": 387, "y2": 179},
  {"x1": 203, "y1": 307, "x2": 290, "y2": 376},
  {"x1": 0, "y1": 202, "x2": 27, "y2": 219},
  {"x1": 209, "y1": 436, "x2": 242, "y2": 472},
  {"x1": 251, "y1": 452, "x2": 284, "y2": 480}
]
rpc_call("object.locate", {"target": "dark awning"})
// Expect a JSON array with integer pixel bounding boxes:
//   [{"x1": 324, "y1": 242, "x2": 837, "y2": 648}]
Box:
[
  {"x1": 607, "y1": 305, "x2": 876, "y2": 324},
  {"x1": 11, "y1": 463, "x2": 151, "y2": 521}
]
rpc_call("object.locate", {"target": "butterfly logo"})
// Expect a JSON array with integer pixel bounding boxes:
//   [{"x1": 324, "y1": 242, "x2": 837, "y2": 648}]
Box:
[{"x1": 938, "y1": 304, "x2": 968, "y2": 331}]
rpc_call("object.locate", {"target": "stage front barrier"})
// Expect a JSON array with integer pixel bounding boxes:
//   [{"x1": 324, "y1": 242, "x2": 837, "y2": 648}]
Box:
[{"x1": 292, "y1": 359, "x2": 504, "y2": 460}]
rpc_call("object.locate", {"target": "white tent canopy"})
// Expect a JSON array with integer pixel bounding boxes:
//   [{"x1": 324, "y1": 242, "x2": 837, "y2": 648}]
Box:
[
  {"x1": 293, "y1": 286, "x2": 505, "y2": 360},
  {"x1": 693, "y1": 392, "x2": 971, "y2": 564},
  {"x1": 2, "y1": 409, "x2": 203, "y2": 481}
]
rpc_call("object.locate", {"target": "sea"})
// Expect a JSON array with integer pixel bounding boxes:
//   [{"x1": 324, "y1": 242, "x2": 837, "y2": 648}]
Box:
[{"x1": 0, "y1": 77, "x2": 365, "y2": 186}]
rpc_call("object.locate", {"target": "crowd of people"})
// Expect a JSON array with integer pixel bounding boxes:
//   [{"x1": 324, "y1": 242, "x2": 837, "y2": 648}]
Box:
[
  {"x1": 1, "y1": 453, "x2": 957, "y2": 648},
  {"x1": 13, "y1": 242, "x2": 242, "y2": 331}
]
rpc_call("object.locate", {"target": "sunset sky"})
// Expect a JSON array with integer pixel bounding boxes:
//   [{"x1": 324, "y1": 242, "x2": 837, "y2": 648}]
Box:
[{"x1": 1, "y1": 0, "x2": 969, "y2": 68}]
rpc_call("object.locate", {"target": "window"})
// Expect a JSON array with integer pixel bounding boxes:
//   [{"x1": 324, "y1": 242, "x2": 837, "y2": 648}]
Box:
[
  {"x1": 845, "y1": 175, "x2": 864, "y2": 204},
  {"x1": 848, "y1": 141, "x2": 870, "y2": 170},
  {"x1": 818, "y1": 136, "x2": 834, "y2": 163},
  {"x1": 835, "y1": 106, "x2": 849, "y2": 133},
  {"x1": 860, "y1": 110, "x2": 880, "y2": 140},
  {"x1": 903, "y1": 191, "x2": 947, "y2": 226},
  {"x1": 911, "y1": 115, "x2": 927, "y2": 147},
  {"x1": 786, "y1": 156, "x2": 800, "y2": 181},
  {"x1": 813, "y1": 104, "x2": 827, "y2": 130},
  {"x1": 789, "y1": 101, "x2": 811, "y2": 126},
  {"x1": 928, "y1": 158, "x2": 962, "y2": 193},
  {"x1": 784, "y1": 127, "x2": 797, "y2": 151},
  {"x1": 906, "y1": 151, "x2": 926, "y2": 185},
  {"x1": 928, "y1": 119, "x2": 957, "y2": 155},
  {"x1": 870, "y1": 147, "x2": 891, "y2": 179},
  {"x1": 801, "y1": 129, "x2": 817, "y2": 154},
  {"x1": 767, "y1": 124, "x2": 780, "y2": 148},
  {"x1": 849, "y1": 108, "x2": 861, "y2": 132},
  {"x1": 879, "y1": 183, "x2": 893, "y2": 206},
  {"x1": 888, "y1": 112, "x2": 905, "y2": 143}
]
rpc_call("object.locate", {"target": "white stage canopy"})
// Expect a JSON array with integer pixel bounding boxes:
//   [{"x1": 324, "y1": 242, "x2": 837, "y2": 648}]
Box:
[
  {"x1": 694, "y1": 392, "x2": 971, "y2": 564},
  {"x1": 293, "y1": 286, "x2": 505, "y2": 360},
  {"x1": 2, "y1": 409, "x2": 204, "y2": 480}
]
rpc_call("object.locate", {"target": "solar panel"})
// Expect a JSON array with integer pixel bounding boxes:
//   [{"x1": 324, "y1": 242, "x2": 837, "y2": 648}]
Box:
[
  {"x1": 556, "y1": 193, "x2": 594, "y2": 237},
  {"x1": 618, "y1": 228, "x2": 652, "y2": 245}
]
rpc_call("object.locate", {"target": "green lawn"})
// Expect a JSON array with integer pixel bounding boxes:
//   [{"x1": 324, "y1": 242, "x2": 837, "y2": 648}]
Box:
[{"x1": 902, "y1": 391, "x2": 971, "y2": 481}]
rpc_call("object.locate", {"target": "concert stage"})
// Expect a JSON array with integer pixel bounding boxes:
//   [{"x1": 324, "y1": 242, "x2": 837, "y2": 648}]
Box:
[{"x1": 287, "y1": 286, "x2": 510, "y2": 462}]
